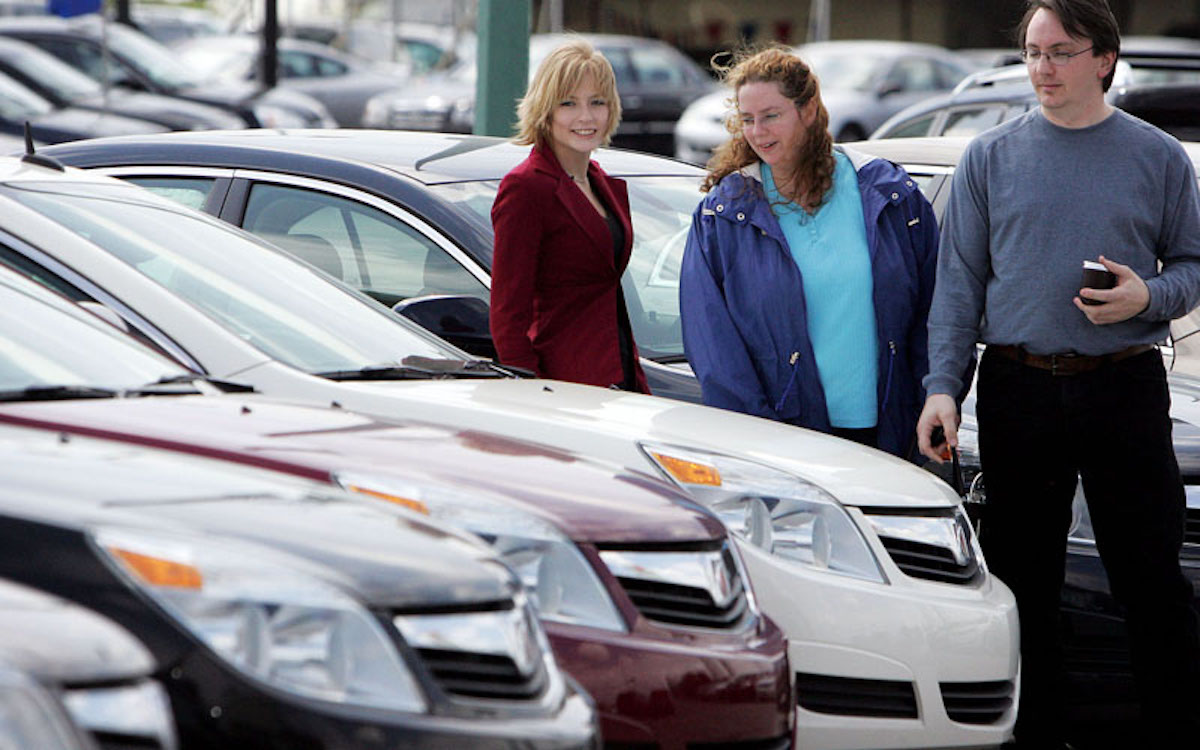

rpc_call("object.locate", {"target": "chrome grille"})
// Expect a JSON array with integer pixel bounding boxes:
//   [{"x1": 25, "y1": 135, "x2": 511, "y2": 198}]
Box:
[
  {"x1": 1185, "y1": 508, "x2": 1200, "y2": 549},
  {"x1": 795, "y1": 672, "x2": 917, "y2": 718},
  {"x1": 393, "y1": 598, "x2": 561, "y2": 704},
  {"x1": 864, "y1": 508, "x2": 983, "y2": 585},
  {"x1": 599, "y1": 543, "x2": 751, "y2": 630},
  {"x1": 940, "y1": 680, "x2": 1015, "y2": 724}
]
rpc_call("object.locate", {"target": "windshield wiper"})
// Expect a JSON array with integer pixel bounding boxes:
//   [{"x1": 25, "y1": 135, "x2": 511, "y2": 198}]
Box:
[
  {"x1": 316, "y1": 356, "x2": 527, "y2": 382},
  {"x1": 125, "y1": 374, "x2": 256, "y2": 396},
  {"x1": 0, "y1": 385, "x2": 119, "y2": 403}
]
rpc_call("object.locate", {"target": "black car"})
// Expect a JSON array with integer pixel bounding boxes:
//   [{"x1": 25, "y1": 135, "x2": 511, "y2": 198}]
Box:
[
  {"x1": 0, "y1": 578, "x2": 178, "y2": 749},
  {"x1": 0, "y1": 418, "x2": 597, "y2": 750},
  {"x1": 0, "y1": 35, "x2": 246, "y2": 131},
  {"x1": 42, "y1": 129, "x2": 707, "y2": 402},
  {"x1": 0, "y1": 68, "x2": 167, "y2": 143},
  {"x1": 362, "y1": 32, "x2": 716, "y2": 155},
  {"x1": 0, "y1": 14, "x2": 336, "y2": 128},
  {"x1": 873, "y1": 61, "x2": 1200, "y2": 141}
]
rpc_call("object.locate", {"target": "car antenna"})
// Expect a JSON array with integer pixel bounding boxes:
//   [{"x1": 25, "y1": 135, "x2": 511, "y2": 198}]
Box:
[{"x1": 21, "y1": 122, "x2": 65, "y2": 171}]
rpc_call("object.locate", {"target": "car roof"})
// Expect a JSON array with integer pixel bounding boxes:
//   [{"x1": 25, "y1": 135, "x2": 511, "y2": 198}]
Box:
[
  {"x1": 853, "y1": 133, "x2": 1200, "y2": 170},
  {"x1": 850, "y1": 136, "x2": 971, "y2": 168},
  {"x1": 39, "y1": 128, "x2": 704, "y2": 185}
]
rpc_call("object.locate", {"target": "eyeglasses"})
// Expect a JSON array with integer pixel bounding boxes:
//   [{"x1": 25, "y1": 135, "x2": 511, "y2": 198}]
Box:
[{"x1": 1019, "y1": 46, "x2": 1094, "y2": 65}]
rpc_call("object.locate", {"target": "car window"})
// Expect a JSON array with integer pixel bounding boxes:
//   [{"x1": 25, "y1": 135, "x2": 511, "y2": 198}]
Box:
[
  {"x1": 886, "y1": 58, "x2": 941, "y2": 92},
  {"x1": 242, "y1": 183, "x2": 488, "y2": 306},
  {"x1": 934, "y1": 60, "x2": 969, "y2": 89},
  {"x1": 427, "y1": 174, "x2": 701, "y2": 360},
  {"x1": 881, "y1": 112, "x2": 938, "y2": 138},
  {"x1": 942, "y1": 106, "x2": 1006, "y2": 136},
  {"x1": 3, "y1": 181, "x2": 460, "y2": 374},
  {"x1": 127, "y1": 177, "x2": 217, "y2": 212},
  {"x1": 596, "y1": 47, "x2": 636, "y2": 87},
  {"x1": 25, "y1": 37, "x2": 106, "y2": 81},
  {"x1": 628, "y1": 45, "x2": 686, "y2": 86}
]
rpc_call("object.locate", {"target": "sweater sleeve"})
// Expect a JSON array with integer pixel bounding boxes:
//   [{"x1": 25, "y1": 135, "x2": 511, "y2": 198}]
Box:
[
  {"x1": 924, "y1": 142, "x2": 990, "y2": 398},
  {"x1": 489, "y1": 172, "x2": 544, "y2": 373},
  {"x1": 680, "y1": 206, "x2": 780, "y2": 420},
  {"x1": 1140, "y1": 142, "x2": 1200, "y2": 322}
]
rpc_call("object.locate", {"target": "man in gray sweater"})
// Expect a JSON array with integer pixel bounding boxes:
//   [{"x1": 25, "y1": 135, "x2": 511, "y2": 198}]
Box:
[{"x1": 916, "y1": 0, "x2": 1200, "y2": 746}]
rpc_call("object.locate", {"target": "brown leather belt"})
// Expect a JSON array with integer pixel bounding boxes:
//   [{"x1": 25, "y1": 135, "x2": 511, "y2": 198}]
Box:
[{"x1": 987, "y1": 343, "x2": 1156, "y2": 376}]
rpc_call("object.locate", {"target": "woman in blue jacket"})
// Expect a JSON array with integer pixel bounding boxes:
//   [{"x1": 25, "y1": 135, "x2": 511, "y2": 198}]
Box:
[{"x1": 680, "y1": 46, "x2": 939, "y2": 459}]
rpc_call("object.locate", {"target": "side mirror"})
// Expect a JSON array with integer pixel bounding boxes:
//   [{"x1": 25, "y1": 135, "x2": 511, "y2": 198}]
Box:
[{"x1": 392, "y1": 294, "x2": 496, "y2": 359}]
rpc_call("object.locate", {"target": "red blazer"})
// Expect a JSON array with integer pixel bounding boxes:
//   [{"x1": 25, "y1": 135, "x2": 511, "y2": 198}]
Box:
[{"x1": 490, "y1": 143, "x2": 649, "y2": 392}]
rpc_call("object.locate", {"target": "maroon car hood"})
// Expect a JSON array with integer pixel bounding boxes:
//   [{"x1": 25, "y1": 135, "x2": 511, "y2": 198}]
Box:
[{"x1": 0, "y1": 395, "x2": 723, "y2": 544}]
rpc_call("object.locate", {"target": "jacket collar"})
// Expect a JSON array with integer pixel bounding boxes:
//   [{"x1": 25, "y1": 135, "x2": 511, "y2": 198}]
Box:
[{"x1": 529, "y1": 142, "x2": 632, "y2": 265}]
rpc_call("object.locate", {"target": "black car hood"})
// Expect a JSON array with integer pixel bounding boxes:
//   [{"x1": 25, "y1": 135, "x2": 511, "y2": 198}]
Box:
[
  {"x1": 0, "y1": 427, "x2": 515, "y2": 609},
  {"x1": 0, "y1": 578, "x2": 154, "y2": 683}
]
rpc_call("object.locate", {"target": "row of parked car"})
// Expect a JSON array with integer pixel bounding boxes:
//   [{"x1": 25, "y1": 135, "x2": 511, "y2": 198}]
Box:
[{"x1": 0, "y1": 126, "x2": 1026, "y2": 749}]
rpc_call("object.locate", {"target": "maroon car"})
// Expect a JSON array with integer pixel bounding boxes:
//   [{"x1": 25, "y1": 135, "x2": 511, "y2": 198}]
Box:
[{"x1": 0, "y1": 269, "x2": 793, "y2": 750}]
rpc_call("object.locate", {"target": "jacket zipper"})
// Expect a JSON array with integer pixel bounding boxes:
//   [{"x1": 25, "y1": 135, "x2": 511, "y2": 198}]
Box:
[
  {"x1": 774, "y1": 351, "x2": 801, "y2": 414},
  {"x1": 881, "y1": 340, "x2": 896, "y2": 415}
]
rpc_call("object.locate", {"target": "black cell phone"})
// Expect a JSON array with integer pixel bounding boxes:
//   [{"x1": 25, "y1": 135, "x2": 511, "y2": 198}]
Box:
[
  {"x1": 930, "y1": 425, "x2": 946, "y2": 448},
  {"x1": 929, "y1": 425, "x2": 965, "y2": 497}
]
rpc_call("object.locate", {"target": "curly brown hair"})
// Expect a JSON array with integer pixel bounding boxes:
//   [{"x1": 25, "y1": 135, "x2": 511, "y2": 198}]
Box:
[{"x1": 701, "y1": 45, "x2": 834, "y2": 213}]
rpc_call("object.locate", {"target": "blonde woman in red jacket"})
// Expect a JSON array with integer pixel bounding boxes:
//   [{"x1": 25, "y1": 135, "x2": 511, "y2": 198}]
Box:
[{"x1": 490, "y1": 38, "x2": 649, "y2": 393}]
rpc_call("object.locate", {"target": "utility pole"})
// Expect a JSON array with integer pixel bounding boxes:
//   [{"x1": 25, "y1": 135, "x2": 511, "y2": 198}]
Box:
[{"x1": 474, "y1": 0, "x2": 530, "y2": 138}]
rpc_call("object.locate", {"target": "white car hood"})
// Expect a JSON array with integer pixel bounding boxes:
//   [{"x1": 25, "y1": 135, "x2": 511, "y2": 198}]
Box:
[{"x1": 317, "y1": 374, "x2": 963, "y2": 511}]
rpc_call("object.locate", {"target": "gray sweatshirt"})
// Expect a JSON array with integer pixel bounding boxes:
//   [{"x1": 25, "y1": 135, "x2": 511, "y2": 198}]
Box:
[{"x1": 925, "y1": 108, "x2": 1200, "y2": 398}]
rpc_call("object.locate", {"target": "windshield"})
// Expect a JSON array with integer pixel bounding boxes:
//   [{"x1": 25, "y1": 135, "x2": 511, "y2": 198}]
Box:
[
  {"x1": 0, "y1": 279, "x2": 185, "y2": 392},
  {"x1": 106, "y1": 22, "x2": 205, "y2": 90},
  {"x1": 3, "y1": 182, "x2": 464, "y2": 375},
  {"x1": 429, "y1": 174, "x2": 703, "y2": 360},
  {"x1": 801, "y1": 49, "x2": 882, "y2": 91},
  {"x1": 3, "y1": 47, "x2": 100, "y2": 103},
  {"x1": 176, "y1": 39, "x2": 252, "y2": 83},
  {"x1": 0, "y1": 74, "x2": 51, "y2": 118}
]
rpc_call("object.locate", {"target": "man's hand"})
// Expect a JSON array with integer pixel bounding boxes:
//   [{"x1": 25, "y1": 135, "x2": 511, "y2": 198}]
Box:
[
  {"x1": 1075, "y1": 255, "x2": 1150, "y2": 324},
  {"x1": 917, "y1": 394, "x2": 959, "y2": 463}
]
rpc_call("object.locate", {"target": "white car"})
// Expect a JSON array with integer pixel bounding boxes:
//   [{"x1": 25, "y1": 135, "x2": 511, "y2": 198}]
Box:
[{"x1": 0, "y1": 156, "x2": 1018, "y2": 750}]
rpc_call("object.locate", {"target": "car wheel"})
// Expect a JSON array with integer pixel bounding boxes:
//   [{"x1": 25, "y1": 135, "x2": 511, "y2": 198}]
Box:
[{"x1": 836, "y1": 124, "x2": 867, "y2": 142}]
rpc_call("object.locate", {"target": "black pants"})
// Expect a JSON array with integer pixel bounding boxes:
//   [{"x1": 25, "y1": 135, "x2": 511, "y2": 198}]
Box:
[{"x1": 975, "y1": 347, "x2": 1200, "y2": 746}]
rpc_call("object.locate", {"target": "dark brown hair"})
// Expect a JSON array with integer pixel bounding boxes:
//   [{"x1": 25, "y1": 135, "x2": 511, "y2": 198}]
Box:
[
  {"x1": 701, "y1": 45, "x2": 834, "y2": 213},
  {"x1": 1018, "y1": 0, "x2": 1120, "y2": 91}
]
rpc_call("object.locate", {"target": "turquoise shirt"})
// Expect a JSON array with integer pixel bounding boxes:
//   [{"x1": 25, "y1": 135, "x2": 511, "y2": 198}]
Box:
[{"x1": 764, "y1": 154, "x2": 878, "y2": 428}]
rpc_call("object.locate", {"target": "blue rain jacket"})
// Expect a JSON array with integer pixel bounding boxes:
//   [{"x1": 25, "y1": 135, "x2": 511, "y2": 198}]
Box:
[{"x1": 680, "y1": 146, "x2": 940, "y2": 459}]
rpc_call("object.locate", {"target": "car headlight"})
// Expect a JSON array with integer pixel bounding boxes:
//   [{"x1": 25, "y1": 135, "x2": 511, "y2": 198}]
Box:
[
  {"x1": 0, "y1": 662, "x2": 95, "y2": 750},
  {"x1": 61, "y1": 680, "x2": 177, "y2": 750},
  {"x1": 93, "y1": 526, "x2": 428, "y2": 713},
  {"x1": 334, "y1": 473, "x2": 627, "y2": 632},
  {"x1": 640, "y1": 443, "x2": 886, "y2": 583},
  {"x1": 251, "y1": 103, "x2": 307, "y2": 129}
]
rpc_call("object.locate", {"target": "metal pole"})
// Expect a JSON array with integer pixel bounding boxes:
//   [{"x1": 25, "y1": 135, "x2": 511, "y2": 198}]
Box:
[
  {"x1": 475, "y1": 0, "x2": 530, "y2": 137},
  {"x1": 550, "y1": 0, "x2": 562, "y2": 33},
  {"x1": 262, "y1": 0, "x2": 278, "y2": 89}
]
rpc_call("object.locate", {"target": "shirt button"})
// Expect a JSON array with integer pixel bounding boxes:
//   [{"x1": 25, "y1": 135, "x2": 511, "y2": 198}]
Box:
[
  {"x1": 736, "y1": 212, "x2": 745, "y2": 221},
  {"x1": 905, "y1": 180, "x2": 913, "y2": 187},
  {"x1": 715, "y1": 204, "x2": 724, "y2": 212},
  {"x1": 891, "y1": 192, "x2": 899, "y2": 200}
]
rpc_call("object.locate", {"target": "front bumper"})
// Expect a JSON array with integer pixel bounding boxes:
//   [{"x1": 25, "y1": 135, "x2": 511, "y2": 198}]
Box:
[
  {"x1": 546, "y1": 617, "x2": 792, "y2": 750},
  {"x1": 736, "y1": 515, "x2": 1019, "y2": 750}
]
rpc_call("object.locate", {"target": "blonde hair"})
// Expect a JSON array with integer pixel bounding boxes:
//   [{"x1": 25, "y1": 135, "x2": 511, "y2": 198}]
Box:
[
  {"x1": 514, "y1": 38, "x2": 622, "y2": 147},
  {"x1": 702, "y1": 45, "x2": 834, "y2": 213}
]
